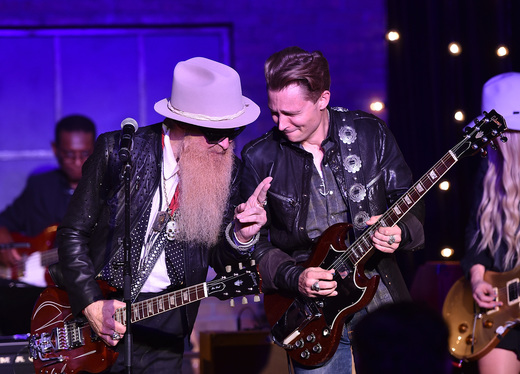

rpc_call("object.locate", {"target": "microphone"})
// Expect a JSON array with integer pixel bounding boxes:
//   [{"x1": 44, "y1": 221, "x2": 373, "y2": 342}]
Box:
[{"x1": 119, "y1": 118, "x2": 138, "y2": 162}]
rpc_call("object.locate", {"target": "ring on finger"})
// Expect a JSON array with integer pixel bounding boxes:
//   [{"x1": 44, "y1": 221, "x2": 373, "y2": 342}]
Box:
[
  {"x1": 387, "y1": 235, "x2": 396, "y2": 245},
  {"x1": 311, "y1": 281, "x2": 320, "y2": 292},
  {"x1": 112, "y1": 331, "x2": 121, "y2": 340}
]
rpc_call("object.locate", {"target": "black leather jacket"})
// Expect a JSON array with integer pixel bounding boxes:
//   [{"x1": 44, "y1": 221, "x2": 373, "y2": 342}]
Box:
[
  {"x1": 240, "y1": 108, "x2": 425, "y2": 301},
  {"x1": 56, "y1": 123, "x2": 246, "y2": 330}
]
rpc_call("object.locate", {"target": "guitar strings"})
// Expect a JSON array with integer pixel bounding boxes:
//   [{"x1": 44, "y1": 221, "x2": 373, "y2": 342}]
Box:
[
  {"x1": 113, "y1": 270, "x2": 250, "y2": 325},
  {"x1": 325, "y1": 136, "x2": 470, "y2": 274}
]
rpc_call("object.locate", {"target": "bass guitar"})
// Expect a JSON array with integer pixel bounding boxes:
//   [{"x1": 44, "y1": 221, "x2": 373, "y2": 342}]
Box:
[
  {"x1": 443, "y1": 266, "x2": 520, "y2": 362},
  {"x1": 263, "y1": 110, "x2": 508, "y2": 367},
  {"x1": 29, "y1": 261, "x2": 261, "y2": 374},
  {"x1": 0, "y1": 225, "x2": 58, "y2": 287}
]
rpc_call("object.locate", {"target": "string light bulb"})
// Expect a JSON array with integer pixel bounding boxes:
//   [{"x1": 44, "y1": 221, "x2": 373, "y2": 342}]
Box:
[
  {"x1": 440, "y1": 247, "x2": 455, "y2": 258},
  {"x1": 386, "y1": 30, "x2": 400, "y2": 42},
  {"x1": 454, "y1": 110, "x2": 465, "y2": 122},
  {"x1": 439, "y1": 180, "x2": 450, "y2": 191},
  {"x1": 369, "y1": 101, "x2": 385, "y2": 112},
  {"x1": 497, "y1": 45, "x2": 509, "y2": 57},
  {"x1": 448, "y1": 42, "x2": 461, "y2": 56}
]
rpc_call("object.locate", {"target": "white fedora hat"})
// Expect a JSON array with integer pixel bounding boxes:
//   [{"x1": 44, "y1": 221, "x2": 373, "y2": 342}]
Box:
[
  {"x1": 154, "y1": 57, "x2": 260, "y2": 129},
  {"x1": 478, "y1": 72, "x2": 520, "y2": 131}
]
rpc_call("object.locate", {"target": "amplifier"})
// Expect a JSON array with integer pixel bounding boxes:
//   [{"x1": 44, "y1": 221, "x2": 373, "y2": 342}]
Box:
[
  {"x1": 199, "y1": 330, "x2": 287, "y2": 374},
  {"x1": 0, "y1": 340, "x2": 33, "y2": 374}
]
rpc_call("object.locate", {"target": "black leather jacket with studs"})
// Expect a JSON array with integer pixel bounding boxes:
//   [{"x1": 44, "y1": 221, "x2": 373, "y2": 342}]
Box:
[
  {"x1": 54, "y1": 123, "x2": 247, "y2": 331},
  {"x1": 240, "y1": 108, "x2": 425, "y2": 302}
]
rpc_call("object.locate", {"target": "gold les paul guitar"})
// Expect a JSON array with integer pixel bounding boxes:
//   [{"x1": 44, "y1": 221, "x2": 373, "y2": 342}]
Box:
[
  {"x1": 443, "y1": 266, "x2": 520, "y2": 362},
  {"x1": 264, "y1": 110, "x2": 508, "y2": 367}
]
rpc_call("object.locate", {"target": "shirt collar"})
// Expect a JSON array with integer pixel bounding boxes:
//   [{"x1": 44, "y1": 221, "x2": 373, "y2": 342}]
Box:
[{"x1": 162, "y1": 124, "x2": 179, "y2": 180}]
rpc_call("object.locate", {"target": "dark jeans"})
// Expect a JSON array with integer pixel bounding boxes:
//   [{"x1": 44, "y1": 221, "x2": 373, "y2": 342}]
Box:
[{"x1": 109, "y1": 339, "x2": 183, "y2": 373}]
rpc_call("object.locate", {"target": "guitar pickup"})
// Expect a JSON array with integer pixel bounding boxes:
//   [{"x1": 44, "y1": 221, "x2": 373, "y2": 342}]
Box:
[
  {"x1": 271, "y1": 297, "x2": 323, "y2": 349},
  {"x1": 507, "y1": 278, "x2": 520, "y2": 306},
  {"x1": 63, "y1": 320, "x2": 85, "y2": 349}
]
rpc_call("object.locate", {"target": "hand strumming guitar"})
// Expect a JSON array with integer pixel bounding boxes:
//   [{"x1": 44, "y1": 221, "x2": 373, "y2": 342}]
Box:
[
  {"x1": 469, "y1": 263, "x2": 503, "y2": 309},
  {"x1": 83, "y1": 299, "x2": 127, "y2": 346},
  {"x1": 0, "y1": 226, "x2": 21, "y2": 267}
]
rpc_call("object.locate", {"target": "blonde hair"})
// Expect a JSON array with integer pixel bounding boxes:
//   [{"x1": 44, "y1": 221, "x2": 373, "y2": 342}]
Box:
[{"x1": 475, "y1": 131, "x2": 520, "y2": 270}]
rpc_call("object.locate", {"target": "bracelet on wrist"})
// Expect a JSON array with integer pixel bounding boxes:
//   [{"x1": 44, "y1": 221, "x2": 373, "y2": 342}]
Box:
[{"x1": 225, "y1": 222, "x2": 259, "y2": 252}]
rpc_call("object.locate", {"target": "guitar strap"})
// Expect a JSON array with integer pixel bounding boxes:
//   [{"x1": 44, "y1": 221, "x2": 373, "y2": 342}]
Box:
[
  {"x1": 98, "y1": 202, "x2": 152, "y2": 299},
  {"x1": 327, "y1": 108, "x2": 371, "y2": 239}
]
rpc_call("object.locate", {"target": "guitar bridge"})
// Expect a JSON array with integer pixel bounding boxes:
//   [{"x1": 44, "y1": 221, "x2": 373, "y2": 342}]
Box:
[
  {"x1": 271, "y1": 297, "x2": 324, "y2": 349},
  {"x1": 29, "y1": 320, "x2": 86, "y2": 362}
]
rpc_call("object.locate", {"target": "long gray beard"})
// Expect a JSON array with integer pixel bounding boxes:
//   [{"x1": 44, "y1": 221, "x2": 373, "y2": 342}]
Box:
[{"x1": 175, "y1": 139, "x2": 234, "y2": 247}]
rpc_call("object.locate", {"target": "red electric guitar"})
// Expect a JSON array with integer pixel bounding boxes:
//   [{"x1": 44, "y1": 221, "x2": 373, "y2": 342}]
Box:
[
  {"x1": 263, "y1": 110, "x2": 508, "y2": 367},
  {"x1": 29, "y1": 261, "x2": 261, "y2": 374},
  {"x1": 0, "y1": 225, "x2": 58, "y2": 287}
]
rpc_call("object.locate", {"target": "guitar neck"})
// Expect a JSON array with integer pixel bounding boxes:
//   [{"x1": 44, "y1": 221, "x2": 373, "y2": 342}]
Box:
[
  {"x1": 113, "y1": 282, "x2": 207, "y2": 325},
  {"x1": 41, "y1": 248, "x2": 58, "y2": 267},
  {"x1": 346, "y1": 150, "x2": 459, "y2": 265},
  {"x1": 110, "y1": 262, "x2": 259, "y2": 326}
]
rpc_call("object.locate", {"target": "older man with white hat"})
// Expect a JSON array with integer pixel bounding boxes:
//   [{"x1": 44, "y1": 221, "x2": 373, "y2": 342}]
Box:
[
  {"x1": 462, "y1": 71, "x2": 520, "y2": 374},
  {"x1": 53, "y1": 57, "x2": 270, "y2": 373}
]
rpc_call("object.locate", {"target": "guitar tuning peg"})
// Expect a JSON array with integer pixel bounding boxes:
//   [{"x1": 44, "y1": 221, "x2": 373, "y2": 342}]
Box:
[
  {"x1": 225, "y1": 265, "x2": 232, "y2": 273},
  {"x1": 242, "y1": 296, "x2": 248, "y2": 305},
  {"x1": 480, "y1": 148, "x2": 488, "y2": 158},
  {"x1": 230, "y1": 299, "x2": 235, "y2": 307},
  {"x1": 254, "y1": 295, "x2": 260, "y2": 303},
  {"x1": 490, "y1": 143, "x2": 497, "y2": 151},
  {"x1": 501, "y1": 135, "x2": 508, "y2": 143}
]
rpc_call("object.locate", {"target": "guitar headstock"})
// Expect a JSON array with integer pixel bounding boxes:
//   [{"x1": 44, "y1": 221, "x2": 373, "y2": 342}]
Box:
[
  {"x1": 208, "y1": 260, "x2": 261, "y2": 302},
  {"x1": 457, "y1": 109, "x2": 508, "y2": 159}
]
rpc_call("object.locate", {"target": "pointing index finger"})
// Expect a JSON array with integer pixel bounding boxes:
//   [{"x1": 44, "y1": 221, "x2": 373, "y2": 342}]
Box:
[{"x1": 251, "y1": 177, "x2": 272, "y2": 205}]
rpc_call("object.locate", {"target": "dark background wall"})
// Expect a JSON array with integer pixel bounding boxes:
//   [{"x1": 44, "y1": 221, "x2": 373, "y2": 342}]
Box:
[
  {"x1": 387, "y1": 0, "x2": 520, "y2": 278},
  {"x1": 0, "y1": 0, "x2": 388, "y2": 345},
  {"x1": 0, "y1": 0, "x2": 386, "y2": 209},
  {"x1": 1, "y1": 0, "x2": 519, "y2": 286}
]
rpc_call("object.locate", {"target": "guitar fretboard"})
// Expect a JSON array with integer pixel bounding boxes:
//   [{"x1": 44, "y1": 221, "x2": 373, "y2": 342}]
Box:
[
  {"x1": 114, "y1": 283, "x2": 207, "y2": 325},
  {"x1": 110, "y1": 264, "x2": 259, "y2": 325},
  {"x1": 332, "y1": 149, "x2": 459, "y2": 270},
  {"x1": 41, "y1": 248, "x2": 58, "y2": 267}
]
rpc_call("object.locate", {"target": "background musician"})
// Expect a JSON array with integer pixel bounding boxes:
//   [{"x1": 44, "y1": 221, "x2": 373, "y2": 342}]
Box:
[
  {"x1": 462, "y1": 72, "x2": 520, "y2": 374},
  {"x1": 0, "y1": 114, "x2": 96, "y2": 335}
]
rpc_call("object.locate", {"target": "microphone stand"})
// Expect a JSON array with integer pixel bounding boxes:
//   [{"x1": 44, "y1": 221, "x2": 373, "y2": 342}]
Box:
[{"x1": 120, "y1": 160, "x2": 133, "y2": 374}]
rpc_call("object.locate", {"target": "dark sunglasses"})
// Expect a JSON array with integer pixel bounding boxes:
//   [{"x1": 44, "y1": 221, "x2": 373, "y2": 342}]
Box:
[{"x1": 199, "y1": 126, "x2": 245, "y2": 144}]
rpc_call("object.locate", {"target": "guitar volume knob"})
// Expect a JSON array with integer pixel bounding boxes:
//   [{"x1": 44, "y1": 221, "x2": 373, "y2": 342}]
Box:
[
  {"x1": 300, "y1": 349, "x2": 310, "y2": 359},
  {"x1": 312, "y1": 343, "x2": 322, "y2": 353},
  {"x1": 306, "y1": 333, "x2": 316, "y2": 342},
  {"x1": 458, "y1": 323, "x2": 468, "y2": 333},
  {"x1": 295, "y1": 339, "x2": 305, "y2": 348}
]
